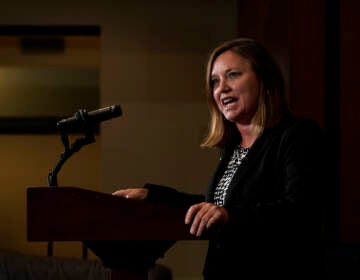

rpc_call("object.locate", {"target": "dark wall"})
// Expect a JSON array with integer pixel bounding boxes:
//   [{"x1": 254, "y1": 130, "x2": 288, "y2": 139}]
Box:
[
  {"x1": 339, "y1": 0, "x2": 360, "y2": 244},
  {"x1": 237, "y1": 0, "x2": 360, "y2": 245}
]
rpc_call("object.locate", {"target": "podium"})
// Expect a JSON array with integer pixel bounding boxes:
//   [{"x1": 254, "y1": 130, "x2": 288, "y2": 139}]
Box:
[{"x1": 26, "y1": 186, "x2": 203, "y2": 280}]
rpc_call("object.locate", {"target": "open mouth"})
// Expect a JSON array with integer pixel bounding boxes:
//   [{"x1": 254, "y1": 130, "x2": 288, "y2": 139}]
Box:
[{"x1": 222, "y1": 97, "x2": 238, "y2": 105}]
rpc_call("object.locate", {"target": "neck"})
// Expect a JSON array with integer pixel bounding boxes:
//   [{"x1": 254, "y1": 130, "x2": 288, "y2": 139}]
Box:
[{"x1": 236, "y1": 123, "x2": 258, "y2": 148}]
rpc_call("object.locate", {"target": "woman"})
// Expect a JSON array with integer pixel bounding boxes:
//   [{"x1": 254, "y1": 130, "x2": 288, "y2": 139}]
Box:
[{"x1": 113, "y1": 38, "x2": 326, "y2": 279}]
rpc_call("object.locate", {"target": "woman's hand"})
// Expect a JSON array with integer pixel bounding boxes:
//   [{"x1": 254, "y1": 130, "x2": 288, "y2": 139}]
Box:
[
  {"x1": 185, "y1": 202, "x2": 229, "y2": 237},
  {"x1": 112, "y1": 188, "x2": 149, "y2": 201}
]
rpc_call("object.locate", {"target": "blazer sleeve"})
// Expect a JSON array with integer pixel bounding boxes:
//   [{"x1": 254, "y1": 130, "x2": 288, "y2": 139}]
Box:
[
  {"x1": 224, "y1": 119, "x2": 328, "y2": 233},
  {"x1": 143, "y1": 183, "x2": 205, "y2": 208}
]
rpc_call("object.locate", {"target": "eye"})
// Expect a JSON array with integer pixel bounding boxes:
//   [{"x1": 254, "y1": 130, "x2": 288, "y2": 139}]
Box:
[
  {"x1": 228, "y1": 71, "x2": 241, "y2": 78},
  {"x1": 210, "y1": 76, "x2": 220, "y2": 88}
]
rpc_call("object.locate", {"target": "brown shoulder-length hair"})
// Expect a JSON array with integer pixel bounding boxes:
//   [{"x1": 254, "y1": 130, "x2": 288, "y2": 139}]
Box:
[{"x1": 201, "y1": 37, "x2": 288, "y2": 149}]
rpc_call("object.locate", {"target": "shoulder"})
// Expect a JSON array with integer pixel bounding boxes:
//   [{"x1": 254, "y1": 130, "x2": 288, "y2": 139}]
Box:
[
  {"x1": 276, "y1": 115, "x2": 326, "y2": 155},
  {"x1": 262, "y1": 113, "x2": 325, "y2": 152},
  {"x1": 276, "y1": 113, "x2": 324, "y2": 137}
]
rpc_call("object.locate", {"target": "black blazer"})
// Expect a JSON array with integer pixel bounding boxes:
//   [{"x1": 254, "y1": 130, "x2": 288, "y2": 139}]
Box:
[{"x1": 145, "y1": 113, "x2": 327, "y2": 279}]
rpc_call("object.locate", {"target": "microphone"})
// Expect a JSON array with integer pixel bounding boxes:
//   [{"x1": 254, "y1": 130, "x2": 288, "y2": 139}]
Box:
[{"x1": 56, "y1": 104, "x2": 122, "y2": 130}]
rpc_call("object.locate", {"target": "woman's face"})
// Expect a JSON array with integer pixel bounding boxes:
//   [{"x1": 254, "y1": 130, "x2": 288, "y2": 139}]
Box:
[{"x1": 211, "y1": 50, "x2": 260, "y2": 125}]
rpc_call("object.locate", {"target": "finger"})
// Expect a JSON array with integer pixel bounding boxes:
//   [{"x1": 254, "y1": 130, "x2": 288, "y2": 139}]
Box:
[
  {"x1": 206, "y1": 216, "x2": 216, "y2": 229},
  {"x1": 112, "y1": 190, "x2": 128, "y2": 197},
  {"x1": 128, "y1": 189, "x2": 140, "y2": 199},
  {"x1": 195, "y1": 208, "x2": 217, "y2": 236},
  {"x1": 195, "y1": 206, "x2": 223, "y2": 236},
  {"x1": 185, "y1": 204, "x2": 201, "y2": 224},
  {"x1": 190, "y1": 217, "x2": 200, "y2": 235},
  {"x1": 190, "y1": 205, "x2": 209, "y2": 235},
  {"x1": 129, "y1": 189, "x2": 148, "y2": 200},
  {"x1": 195, "y1": 216, "x2": 209, "y2": 237}
]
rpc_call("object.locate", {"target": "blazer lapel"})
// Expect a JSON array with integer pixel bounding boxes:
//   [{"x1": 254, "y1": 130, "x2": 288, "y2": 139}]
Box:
[
  {"x1": 205, "y1": 145, "x2": 234, "y2": 202},
  {"x1": 205, "y1": 113, "x2": 292, "y2": 204},
  {"x1": 222, "y1": 128, "x2": 276, "y2": 205}
]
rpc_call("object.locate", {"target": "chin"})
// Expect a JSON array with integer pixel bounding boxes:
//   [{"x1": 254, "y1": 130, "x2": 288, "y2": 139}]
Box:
[
  {"x1": 224, "y1": 116, "x2": 238, "y2": 123},
  {"x1": 223, "y1": 112, "x2": 238, "y2": 121}
]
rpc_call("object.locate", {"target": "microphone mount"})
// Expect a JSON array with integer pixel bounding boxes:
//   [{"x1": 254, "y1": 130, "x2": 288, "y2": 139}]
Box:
[
  {"x1": 47, "y1": 108, "x2": 97, "y2": 187},
  {"x1": 46, "y1": 105, "x2": 121, "y2": 258}
]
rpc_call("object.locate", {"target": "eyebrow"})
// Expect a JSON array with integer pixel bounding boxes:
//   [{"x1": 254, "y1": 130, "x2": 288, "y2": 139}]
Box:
[{"x1": 211, "y1": 67, "x2": 241, "y2": 76}]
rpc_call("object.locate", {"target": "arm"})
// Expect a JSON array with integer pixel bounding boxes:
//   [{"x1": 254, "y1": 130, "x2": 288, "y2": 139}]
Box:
[
  {"x1": 144, "y1": 183, "x2": 205, "y2": 208},
  {"x1": 185, "y1": 119, "x2": 327, "y2": 237},
  {"x1": 113, "y1": 183, "x2": 204, "y2": 208},
  {"x1": 226, "y1": 119, "x2": 327, "y2": 233}
]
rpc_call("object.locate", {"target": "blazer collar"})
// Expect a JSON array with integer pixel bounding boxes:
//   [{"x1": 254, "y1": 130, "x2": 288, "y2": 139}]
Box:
[{"x1": 206, "y1": 113, "x2": 294, "y2": 204}]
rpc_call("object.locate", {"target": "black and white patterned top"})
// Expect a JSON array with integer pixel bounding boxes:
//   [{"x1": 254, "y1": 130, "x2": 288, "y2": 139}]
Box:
[{"x1": 213, "y1": 145, "x2": 250, "y2": 206}]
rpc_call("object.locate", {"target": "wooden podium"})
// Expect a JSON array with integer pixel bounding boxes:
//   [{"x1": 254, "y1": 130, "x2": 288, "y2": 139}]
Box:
[{"x1": 26, "y1": 186, "x2": 202, "y2": 280}]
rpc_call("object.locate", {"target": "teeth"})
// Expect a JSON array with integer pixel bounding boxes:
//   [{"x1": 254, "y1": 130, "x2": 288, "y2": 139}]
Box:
[{"x1": 223, "y1": 97, "x2": 236, "y2": 105}]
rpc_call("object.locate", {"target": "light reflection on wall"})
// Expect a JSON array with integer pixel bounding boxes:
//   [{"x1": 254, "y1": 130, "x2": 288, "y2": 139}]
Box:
[
  {"x1": 0, "y1": 67, "x2": 99, "y2": 117},
  {"x1": 0, "y1": 31, "x2": 100, "y2": 132}
]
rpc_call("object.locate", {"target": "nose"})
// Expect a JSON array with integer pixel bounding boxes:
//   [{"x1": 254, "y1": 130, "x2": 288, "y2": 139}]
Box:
[{"x1": 217, "y1": 78, "x2": 230, "y2": 93}]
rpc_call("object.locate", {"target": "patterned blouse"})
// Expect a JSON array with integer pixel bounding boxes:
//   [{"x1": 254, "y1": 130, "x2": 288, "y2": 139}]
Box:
[{"x1": 213, "y1": 145, "x2": 250, "y2": 206}]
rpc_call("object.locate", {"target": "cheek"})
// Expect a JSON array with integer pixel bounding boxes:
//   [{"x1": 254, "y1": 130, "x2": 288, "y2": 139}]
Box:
[
  {"x1": 247, "y1": 92, "x2": 260, "y2": 112},
  {"x1": 213, "y1": 94, "x2": 222, "y2": 108}
]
